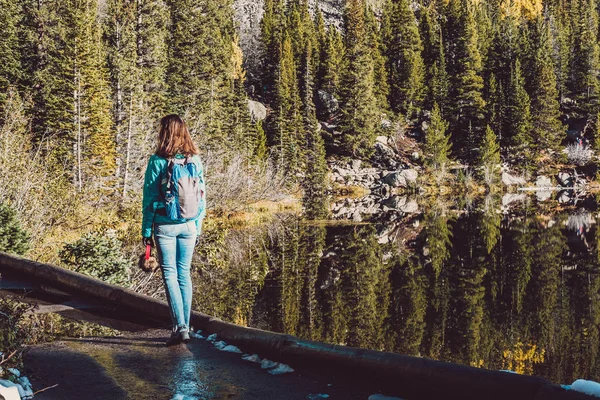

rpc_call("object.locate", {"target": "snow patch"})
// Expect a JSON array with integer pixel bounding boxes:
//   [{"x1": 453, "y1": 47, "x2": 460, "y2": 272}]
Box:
[
  {"x1": 241, "y1": 354, "x2": 261, "y2": 363},
  {"x1": 571, "y1": 380, "x2": 600, "y2": 397}
]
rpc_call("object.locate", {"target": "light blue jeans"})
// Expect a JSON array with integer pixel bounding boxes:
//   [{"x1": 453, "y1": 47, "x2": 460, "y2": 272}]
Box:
[{"x1": 154, "y1": 220, "x2": 196, "y2": 333}]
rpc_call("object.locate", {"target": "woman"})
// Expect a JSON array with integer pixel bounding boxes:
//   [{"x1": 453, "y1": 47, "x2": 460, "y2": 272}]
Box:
[{"x1": 141, "y1": 114, "x2": 206, "y2": 346}]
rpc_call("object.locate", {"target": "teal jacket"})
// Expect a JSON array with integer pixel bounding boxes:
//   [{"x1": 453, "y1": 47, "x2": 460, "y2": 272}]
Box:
[{"x1": 141, "y1": 154, "x2": 206, "y2": 238}]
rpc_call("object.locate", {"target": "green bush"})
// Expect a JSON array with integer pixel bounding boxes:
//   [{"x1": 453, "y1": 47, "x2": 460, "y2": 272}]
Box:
[
  {"x1": 59, "y1": 232, "x2": 130, "y2": 286},
  {"x1": 0, "y1": 203, "x2": 30, "y2": 255}
]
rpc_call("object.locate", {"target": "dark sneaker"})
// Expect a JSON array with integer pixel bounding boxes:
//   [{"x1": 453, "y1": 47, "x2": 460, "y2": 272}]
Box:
[
  {"x1": 166, "y1": 332, "x2": 182, "y2": 347},
  {"x1": 180, "y1": 330, "x2": 191, "y2": 343}
]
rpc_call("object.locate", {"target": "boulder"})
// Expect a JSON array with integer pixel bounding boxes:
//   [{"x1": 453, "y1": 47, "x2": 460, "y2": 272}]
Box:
[
  {"x1": 373, "y1": 142, "x2": 399, "y2": 169},
  {"x1": 502, "y1": 193, "x2": 527, "y2": 206},
  {"x1": 247, "y1": 100, "x2": 267, "y2": 122},
  {"x1": 376, "y1": 136, "x2": 389, "y2": 146},
  {"x1": 351, "y1": 159, "x2": 362, "y2": 171},
  {"x1": 383, "y1": 172, "x2": 407, "y2": 188},
  {"x1": 400, "y1": 169, "x2": 418, "y2": 185},
  {"x1": 502, "y1": 172, "x2": 526, "y2": 186}
]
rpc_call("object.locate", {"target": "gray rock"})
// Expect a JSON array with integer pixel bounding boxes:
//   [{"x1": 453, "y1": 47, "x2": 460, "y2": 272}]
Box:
[
  {"x1": 400, "y1": 169, "x2": 418, "y2": 184},
  {"x1": 351, "y1": 159, "x2": 362, "y2": 171},
  {"x1": 247, "y1": 100, "x2": 267, "y2": 122},
  {"x1": 374, "y1": 142, "x2": 398, "y2": 168},
  {"x1": 502, "y1": 172, "x2": 526, "y2": 186},
  {"x1": 536, "y1": 175, "x2": 552, "y2": 188},
  {"x1": 383, "y1": 172, "x2": 407, "y2": 188},
  {"x1": 376, "y1": 135, "x2": 389, "y2": 146}
]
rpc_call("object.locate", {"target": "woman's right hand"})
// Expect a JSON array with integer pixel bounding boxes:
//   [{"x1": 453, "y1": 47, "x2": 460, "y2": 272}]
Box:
[{"x1": 143, "y1": 237, "x2": 155, "y2": 247}]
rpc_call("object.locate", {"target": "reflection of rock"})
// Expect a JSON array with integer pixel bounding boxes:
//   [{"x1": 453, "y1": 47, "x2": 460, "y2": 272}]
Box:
[
  {"x1": 502, "y1": 172, "x2": 526, "y2": 186},
  {"x1": 536, "y1": 175, "x2": 552, "y2": 187},
  {"x1": 502, "y1": 193, "x2": 527, "y2": 206},
  {"x1": 536, "y1": 190, "x2": 552, "y2": 202},
  {"x1": 558, "y1": 191, "x2": 573, "y2": 204}
]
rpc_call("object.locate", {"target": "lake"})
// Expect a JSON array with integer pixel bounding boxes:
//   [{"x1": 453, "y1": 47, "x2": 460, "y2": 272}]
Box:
[{"x1": 191, "y1": 193, "x2": 600, "y2": 384}]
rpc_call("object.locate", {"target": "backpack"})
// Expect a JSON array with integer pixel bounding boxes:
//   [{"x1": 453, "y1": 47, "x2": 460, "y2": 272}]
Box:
[{"x1": 163, "y1": 157, "x2": 204, "y2": 221}]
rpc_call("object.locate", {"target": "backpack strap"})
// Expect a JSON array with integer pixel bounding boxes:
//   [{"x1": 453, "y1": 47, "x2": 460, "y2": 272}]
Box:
[{"x1": 165, "y1": 158, "x2": 175, "y2": 195}]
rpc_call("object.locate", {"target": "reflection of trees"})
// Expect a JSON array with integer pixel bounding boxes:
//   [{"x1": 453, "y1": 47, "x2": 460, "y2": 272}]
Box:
[
  {"x1": 389, "y1": 255, "x2": 428, "y2": 356},
  {"x1": 194, "y1": 209, "x2": 600, "y2": 382},
  {"x1": 193, "y1": 222, "x2": 269, "y2": 326},
  {"x1": 338, "y1": 225, "x2": 390, "y2": 349},
  {"x1": 298, "y1": 224, "x2": 327, "y2": 340}
]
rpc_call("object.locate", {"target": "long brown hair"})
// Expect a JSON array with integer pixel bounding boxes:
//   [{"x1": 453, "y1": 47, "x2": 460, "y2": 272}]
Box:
[{"x1": 156, "y1": 114, "x2": 199, "y2": 158}]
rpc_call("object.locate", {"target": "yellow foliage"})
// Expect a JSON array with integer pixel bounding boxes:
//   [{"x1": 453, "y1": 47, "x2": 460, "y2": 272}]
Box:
[
  {"x1": 500, "y1": 0, "x2": 543, "y2": 19},
  {"x1": 502, "y1": 341, "x2": 545, "y2": 375}
]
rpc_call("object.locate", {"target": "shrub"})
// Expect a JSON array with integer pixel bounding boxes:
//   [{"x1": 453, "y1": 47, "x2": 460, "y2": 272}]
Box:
[
  {"x1": 59, "y1": 232, "x2": 130, "y2": 286},
  {"x1": 0, "y1": 202, "x2": 30, "y2": 255}
]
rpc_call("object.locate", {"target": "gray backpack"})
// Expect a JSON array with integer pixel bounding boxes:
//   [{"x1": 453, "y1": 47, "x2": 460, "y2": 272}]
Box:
[{"x1": 164, "y1": 157, "x2": 204, "y2": 221}]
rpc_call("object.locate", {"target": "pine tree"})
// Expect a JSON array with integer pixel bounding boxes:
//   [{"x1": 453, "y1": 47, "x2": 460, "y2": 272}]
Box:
[
  {"x1": 424, "y1": 103, "x2": 452, "y2": 169},
  {"x1": 506, "y1": 59, "x2": 532, "y2": 148},
  {"x1": 485, "y1": 73, "x2": 504, "y2": 143},
  {"x1": 260, "y1": 0, "x2": 286, "y2": 103},
  {"x1": 338, "y1": 0, "x2": 379, "y2": 158},
  {"x1": 270, "y1": 33, "x2": 303, "y2": 175},
  {"x1": 445, "y1": 0, "x2": 486, "y2": 160},
  {"x1": 167, "y1": 0, "x2": 235, "y2": 149},
  {"x1": 365, "y1": 4, "x2": 390, "y2": 113},
  {"x1": 314, "y1": 6, "x2": 327, "y2": 90},
  {"x1": 479, "y1": 125, "x2": 500, "y2": 184},
  {"x1": 529, "y1": 18, "x2": 564, "y2": 152},
  {"x1": 104, "y1": 0, "x2": 168, "y2": 198},
  {"x1": 568, "y1": 0, "x2": 600, "y2": 114},
  {"x1": 322, "y1": 27, "x2": 345, "y2": 99},
  {"x1": 0, "y1": 0, "x2": 21, "y2": 111},
  {"x1": 22, "y1": 0, "x2": 116, "y2": 190},
  {"x1": 300, "y1": 41, "x2": 329, "y2": 220},
  {"x1": 420, "y1": 5, "x2": 449, "y2": 112},
  {"x1": 384, "y1": 0, "x2": 425, "y2": 115},
  {"x1": 225, "y1": 35, "x2": 258, "y2": 158}
]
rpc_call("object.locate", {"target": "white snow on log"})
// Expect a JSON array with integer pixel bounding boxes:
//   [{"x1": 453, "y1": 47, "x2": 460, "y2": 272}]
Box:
[
  {"x1": 206, "y1": 333, "x2": 218, "y2": 342},
  {"x1": 571, "y1": 379, "x2": 600, "y2": 397},
  {"x1": 241, "y1": 354, "x2": 261, "y2": 363},
  {"x1": 220, "y1": 345, "x2": 242, "y2": 354},
  {"x1": 260, "y1": 359, "x2": 278, "y2": 369},
  {"x1": 267, "y1": 363, "x2": 294, "y2": 375}
]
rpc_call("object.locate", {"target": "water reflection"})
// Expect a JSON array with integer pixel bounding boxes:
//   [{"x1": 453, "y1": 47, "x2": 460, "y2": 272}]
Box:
[{"x1": 192, "y1": 199, "x2": 600, "y2": 383}]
